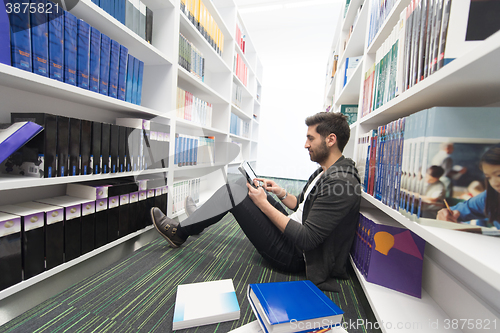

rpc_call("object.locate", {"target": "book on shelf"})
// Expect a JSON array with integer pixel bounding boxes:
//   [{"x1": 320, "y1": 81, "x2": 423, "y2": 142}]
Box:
[
  {"x1": 89, "y1": 27, "x2": 101, "y2": 92},
  {"x1": 117, "y1": 45, "x2": 129, "y2": 101},
  {"x1": 172, "y1": 279, "x2": 240, "y2": 330},
  {"x1": 179, "y1": 33, "x2": 205, "y2": 81},
  {"x1": 0, "y1": 212, "x2": 22, "y2": 291},
  {"x1": 171, "y1": 177, "x2": 200, "y2": 214},
  {"x1": 64, "y1": 11, "x2": 77, "y2": 86},
  {"x1": 351, "y1": 209, "x2": 425, "y2": 298},
  {"x1": 176, "y1": 87, "x2": 212, "y2": 127},
  {"x1": 68, "y1": 117, "x2": 81, "y2": 176},
  {"x1": 108, "y1": 39, "x2": 120, "y2": 98},
  {"x1": 10, "y1": 0, "x2": 32, "y2": 72},
  {"x1": 247, "y1": 280, "x2": 344, "y2": 333},
  {"x1": 339, "y1": 104, "x2": 357, "y2": 126},
  {"x1": 31, "y1": 0, "x2": 49, "y2": 77},
  {"x1": 0, "y1": 122, "x2": 44, "y2": 165},
  {"x1": 47, "y1": 4, "x2": 64, "y2": 81},
  {"x1": 146, "y1": 6, "x2": 153, "y2": 44},
  {"x1": 230, "y1": 113, "x2": 250, "y2": 138},
  {"x1": 342, "y1": 56, "x2": 362, "y2": 87},
  {"x1": 99, "y1": 33, "x2": 111, "y2": 95},
  {"x1": 139, "y1": 1, "x2": 146, "y2": 40},
  {"x1": 234, "y1": 53, "x2": 248, "y2": 86},
  {"x1": 0, "y1": 0, "x2": 10, "y2": 66},
  {"x1": 77, "y1": 19, "x2": 91, "y2": 90}
]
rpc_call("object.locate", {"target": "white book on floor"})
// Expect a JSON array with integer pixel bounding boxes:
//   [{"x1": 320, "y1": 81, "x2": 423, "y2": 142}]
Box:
[{"x1": 173, "y1": 279, "x2": 240, "y2": 330}]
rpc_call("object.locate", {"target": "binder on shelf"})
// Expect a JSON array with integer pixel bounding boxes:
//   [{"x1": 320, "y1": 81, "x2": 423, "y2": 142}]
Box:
[
  {"x1": 117, "y1": 45, "x2": 128, "y2": 101},
  {"x1": 80, "y1": 119, "x2": 92, "y2": 175},
  {"x1": 0, "y1": 1, "x2": 10, "y2": 65},
  {"x1": 118, "y1": 126, "x2": 126, "y2": 172},
  {"x1": 110, "y1": 124, "x2": 119, "y2": 173},
  {"x1": 68, "y1": 117, "x2": 81, "y2": 176},
  {"x1": 0, "y1": 121, "x2": 43, "y2": 165},
  {"x1": 108, "y1": 39, "x2": 120, "y2": 99},
  {"x1": 8, "y1": 113, "x2": 57, "y2": 178},
  {"x1": 77, "y1": 19, "x2": 91, "y2": 90},
  {"x1": 0, "y1": 212, "x2": 22, "y2": 291},
  {"x1": 89, "y1": 27, "x2": 101, "y2": 92},
  {"x1": 57, "y1": 115, "x2": 70, "y2": 177},
  {"x1": 0, "y1": 204, "x2": 45, "y2": 280},
  {"x1": 101, "y1": 123, "x2": 111, "y2": 174},
  {"x1": 146, "y1": 6, "x2": 153, "y2": 44},
  {"x1": 80, "y1": 200, "x2": 96, "y2": 255},
  {"x1": 91, "y1": 121, "x2": 102, "y2": 174},
  {"x1": 64, "y1": 11, "x2": 78, "y2": 86},
  {"x1": 125, "y1": 54, "x2": 135, "y2": 102},
  {"x1": 48, "y1": 5, "x2": 64, "y2": 81},
  {"x1": 31, "y1": 0, "x2": 49, "y2": 77},
  {"x1": 99, "y1": 34, "x2": 111, "y2": 96},
  {"x1": 9, "y1": 0, "x2": 32, "y2": 72}
]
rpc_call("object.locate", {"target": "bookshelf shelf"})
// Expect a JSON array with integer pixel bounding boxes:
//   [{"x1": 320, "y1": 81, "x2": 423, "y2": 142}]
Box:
[
  {"x1": 229, "y1": 133, "x2": 250, "y2": 142},
  {"x1": 341, "y1": 0, "x2": 365, "y2": 33},
  {"x1": 178, "y1": 66, "x2": 229, "y2": 104},
  {"x1": 327, "y1": 0, "x2": 500, "y2": 329},
  {"x1": 350, "y1": 257, "x2": 462, "y2": 333},
  {"x1": 233, "y1": 73, "x2": 252, "y2": 97},
  {"x1": 0, "y1": 225, "x2": 154, "y2": 302},
  {"x1": 231, "y1": 104, "x2": 252, "y2": 120},
  {"x1": 336, "y1": 58, "x2": 364, "y2": 105}
]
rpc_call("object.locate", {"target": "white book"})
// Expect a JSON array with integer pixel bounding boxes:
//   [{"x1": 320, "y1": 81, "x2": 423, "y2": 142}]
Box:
[
  {"x1": 139, "y1": 1, "x2": 146, "y2": 40},
  {"x1": 173, "y1": 279, "x2": 240, "y2": 330}
]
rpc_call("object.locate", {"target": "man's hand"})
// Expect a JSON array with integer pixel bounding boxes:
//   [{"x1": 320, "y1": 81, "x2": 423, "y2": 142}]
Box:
[
  {"x1": 246, "y1": 180, "x2": 268, "y2": 209},
  {"x1": 255, "y1": 178, "x2": 285, "y2": 197},
  {"x1": 436, "y1": 208, "x2": 460, "y2": 222}
]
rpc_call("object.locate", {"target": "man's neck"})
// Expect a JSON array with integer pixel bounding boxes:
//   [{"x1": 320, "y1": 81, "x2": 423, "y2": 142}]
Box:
[{"x1": 320, "y1": 151, "x2": 343, "y2": 172}]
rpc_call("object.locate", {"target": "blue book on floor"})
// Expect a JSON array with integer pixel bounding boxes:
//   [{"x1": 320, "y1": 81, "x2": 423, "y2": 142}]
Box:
[
  {"x1": 10, "y1": 0, "x2": 32, "y2": 72},
  {"x1": 30, "y1": 0, "x2": 49, "y2": 77},
  {"x1": 136, "y1": 60, "x2": 144, "y2": 105},
  {"x1": 0, "y1": 1, "x2": 10, "y2": 65},
  {"x1": 89, "y1": 27, "x2": 101, "y2": 92},
  {"x1": 131, "y1": 56, "x2": 139, "y2": 104},
  {"x1": 99, "y1": 33, "x2": 111, "y2": 95},
  {"x1": 77, "y1": 19, "x2": 91, "y2": 89},
  {"x1": 64, "y1": 11, "x2": 78, "y2": 86},
  {"x1": 108, "y1": 39, "x2": 120, "y2": 98},
  {"x1": 125, "y1": 54, "x2": 135, "y2": 102},
  {"x1": 117, "y1": 45, "x2": 128, "y2": 100},
  {"x1": 0, "y1": 122, "x2": 44, "y2": 165},
  {"x1": 48, "y1": 5, "x2": 64, "y2": 81},
  {"x1": 247, "y1": 280, "x2": 344, "y2": 333}
]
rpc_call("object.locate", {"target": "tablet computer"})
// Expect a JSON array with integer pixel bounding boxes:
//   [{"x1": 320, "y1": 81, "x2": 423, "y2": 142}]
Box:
[{"x1": 238, "y1": 161, "x2": 259, "y2": 188}]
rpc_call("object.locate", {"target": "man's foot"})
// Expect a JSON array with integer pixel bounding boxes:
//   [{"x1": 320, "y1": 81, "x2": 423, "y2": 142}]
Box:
[
  {"x1": 185, "y1": 196, "x2": 197, "y2": 217},
  {"x1": 150, "y1": 208, "x2": 186, "y2": 248}
]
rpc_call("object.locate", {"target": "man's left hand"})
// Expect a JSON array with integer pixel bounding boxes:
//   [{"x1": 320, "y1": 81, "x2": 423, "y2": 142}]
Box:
[{"x1": 246, "y1": 181, "x2": 268, "y2": 209}]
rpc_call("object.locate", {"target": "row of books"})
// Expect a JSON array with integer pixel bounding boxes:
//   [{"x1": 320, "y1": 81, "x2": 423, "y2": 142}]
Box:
[
  {"x1": 235, "y1": 21, "x2": 246, "y2": 53},
  {"x1": 356, "y1": 106, "x2": 500, "y2": 235},
  {"x1": 0, "y1": 113, "x2": 169, "y2": 178},
  {"x1": 179, "y1": 33, "x2": 205, "y2": 82},
  {"x1": 351, "y1": 209, "x2": 425, "y2": 298},
  {"x1": 6, "y1": 1, "x2": 144, "y2": 105},
  {"x1": 176, "y1": 87, "x2": 213, "y2": 128},
  {"x1": 171, "y1": 177, "x2": 200, "y2": 215},
  {"x1": 361, "y1": 0, "x2": 500, "y2": 118},
  {"x1": 234, "y1": 53, "x2": 248, "y2": 87},
  {"x1": 367, "y1": 0, "x2": 398, "y2": 48},
  {"x1": 174, "y1": 134, "x2": 215, "y2": 167},
  {"x1": 232, "y1": 82, "x2": 243, "y2": 109},
  {"x1": 181, "y1": 0, "x2": 225, "y2": 57},
  {"x1": 229, "y1": 113, "x2": 250, "y2": 138},
  {"x1": 0, "y1": 177, "x2": 168, "y2": 291},
  {"x1": 91, "y1": 0, "x2": 153, "y2": 44}
]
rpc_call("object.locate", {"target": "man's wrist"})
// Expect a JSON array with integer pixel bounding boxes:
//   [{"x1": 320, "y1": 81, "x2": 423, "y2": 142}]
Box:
[{"x1": 278, "y1": 189, "x2": 287, "y2": 200}]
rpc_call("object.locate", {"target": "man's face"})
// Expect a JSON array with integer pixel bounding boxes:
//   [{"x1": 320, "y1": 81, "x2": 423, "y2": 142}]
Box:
[{"x1": 305, "y1": 125, "x2": 329, "y2": 164}]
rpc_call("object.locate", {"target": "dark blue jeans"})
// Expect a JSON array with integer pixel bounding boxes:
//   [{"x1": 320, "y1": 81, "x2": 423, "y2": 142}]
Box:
[{"x1": 179, "y1": 177, "x2": 305, "y2": 273}]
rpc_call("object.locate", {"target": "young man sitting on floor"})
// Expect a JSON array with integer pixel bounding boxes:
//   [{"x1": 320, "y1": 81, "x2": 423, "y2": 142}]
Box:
[{"x1": 150, "y1": 111, "x2": 361, "y2": 291}]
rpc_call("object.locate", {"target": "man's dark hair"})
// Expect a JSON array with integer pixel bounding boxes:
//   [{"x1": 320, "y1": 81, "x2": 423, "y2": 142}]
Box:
[
  {"x1": 427, "y1": 165, "x2": 445, "y2": 178},
  {"x1": 305, "y1": 112, "x2": 350, "y2": 152}
]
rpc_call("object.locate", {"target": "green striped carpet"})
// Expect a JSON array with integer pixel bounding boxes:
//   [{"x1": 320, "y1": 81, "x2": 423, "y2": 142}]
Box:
[{"x1": 0, "y1": 178, "x2": 373, "y2": 333}]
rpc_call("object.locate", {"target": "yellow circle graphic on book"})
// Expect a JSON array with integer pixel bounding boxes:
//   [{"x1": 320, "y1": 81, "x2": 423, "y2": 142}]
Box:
[
  {"x1": 132, "y1": 194, "x2": 136, "y2": 199},
  {"x1": 86, "y1": 204, "x2": 91, "y2": 210},
  {"x1": 99, "y1": 201, "x2": 104, "y2": 206},
  {"x1": 98, "y1": 190, "x2": 103, "y2": 196},
  {"x1": 112, "y1": 199, "x2": 116, "y2": 204},
  {"x1": 5, "y1": 221, "x2": 14, "y2": 228},
  {"x1": 30, "y1": 216, "x2": 39, "y2": 223},
  {"x1": 70, "y1": 208, "x2": 77, "y2": 214},
  {"x1": 52, "y1": 211, "x2": 59, "y2": 217},
  {"x1": 122, "y1": 196, "x2": 127, "y2": 200}
]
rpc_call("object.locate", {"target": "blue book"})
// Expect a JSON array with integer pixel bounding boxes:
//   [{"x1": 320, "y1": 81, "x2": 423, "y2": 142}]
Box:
[
  {"x1": 89, "y1": 27, "x2": 101, "y2": 92},
  {"x1": 116, "y1": 0, "x2": 126, "y2": 25},
  {"x1": 31, "y1": 0, "x2": 48, "y2": 77},
  {"x1": 99, "y1": 34, "x2": 111, "y2": 95},
  {"x1": 108, "y1": 39, "x2": 120, "y2": 98},
  {"x1": 131, "y1": 56, "x2": 139, "y2": 104},
  {"x1": 77, "y1": 19, "x2": 91, "y2": 89},
  {"x1": 0, "y1": 0, "x2": 10, "y2": 65},
  {"x1": 125, "y1": 54, "x2": 134, "y2": 102},
  {"x1": 9, "y1": 0, "x2": 32, "y2": 71},
  {"x1": 247, "y1": 280, "x2": 344, "y2": 333},
  {"x1": 136, "y1": 60, "x2": 144, "y2": 105},
  {"x1": 64, "y1": 11, "x2": 78, "y2": 86},
  {"x1": 91, "y1": 0, "x2": 100, "y2": 5},
  {"x1": 47, "y1": 4, "x2": 64, "y2": 81},
  {"x1": 117, "y1": 45, "x2": 128, "y2": 100}
]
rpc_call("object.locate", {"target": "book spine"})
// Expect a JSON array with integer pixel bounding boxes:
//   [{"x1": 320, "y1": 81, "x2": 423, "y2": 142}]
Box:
[
  {"x1": 10, "y1": 0, "x2": 32, "y2": 71},
  {"x1": 0, "y1": 0, "x2": 11, "y2": 65},
  {"x1": 131, "y1": 57, "x2": 139, "y2": 104},
  {"x1": 108, "y1": 39, "x2": 120, "y2": 98},
  {"x1": 89, "y1": 27, "x2": 101, "y2": 93},
  {"x1": 31, "y1": 0, "x2": 49, "y2": 77},
  {"x1": 125, "y1": 54, "x2": 135, "y2": 102},
  {"x1": 99, "y1": 34, "x2": 111, "y2": 95},
  {"x1": 77, "y1": 19, "x2": 91, "y2": 90},
  {"x1": 64, "y1": 11, "x2": 78, "y2": 86},
  {"x1": 136, "y1": 60, "x2": 144, "y2": 105},
  {"x1": 117, "y1": 45, "x2": 128, "y2": 101},
  {"x1": 146, "y1": 6, "x2": 153, "y2": 44}
]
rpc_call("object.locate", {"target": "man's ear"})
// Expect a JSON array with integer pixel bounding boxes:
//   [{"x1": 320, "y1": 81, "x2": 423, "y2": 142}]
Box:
[{"x1": 327, "y1": 133, "x2": 337, "y2": 147}]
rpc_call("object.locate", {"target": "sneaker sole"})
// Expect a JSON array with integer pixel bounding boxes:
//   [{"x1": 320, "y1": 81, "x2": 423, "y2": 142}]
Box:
[{"x1": 150, "y1": 208, "x2": 179, "y2": 248}]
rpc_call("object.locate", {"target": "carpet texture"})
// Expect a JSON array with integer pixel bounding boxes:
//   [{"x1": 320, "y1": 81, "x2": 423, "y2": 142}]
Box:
[{"x1": 0, "y1": 177, "x2": 372, "y2": 333}]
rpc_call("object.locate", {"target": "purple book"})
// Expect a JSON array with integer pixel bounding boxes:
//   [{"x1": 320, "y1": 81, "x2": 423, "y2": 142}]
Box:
[
  {"x1": 0, "y1": 2, "x2": 11, "y2": 65},
  {"x1": 0, "y1": 122, "x2": 44, "y2": 164},
  {"x1": 362, "y1": 209, "x2": 426, "y2": 298}
]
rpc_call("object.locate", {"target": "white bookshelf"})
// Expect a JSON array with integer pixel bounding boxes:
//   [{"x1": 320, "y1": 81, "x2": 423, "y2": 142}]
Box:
[
  {"x1": 326, "y1": 1, "x2": 500, "y2": 331},
  {"x1": 0, "y1": 0, "x2": 262, "y2": 317}
]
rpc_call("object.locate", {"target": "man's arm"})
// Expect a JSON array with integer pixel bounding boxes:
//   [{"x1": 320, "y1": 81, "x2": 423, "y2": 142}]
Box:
[
  {"x1": 246, "y1": 183, "x2": 290, "y2": 232},
  {"x1": 255, "y1": 178, "x2": 297, "y2": 210}
]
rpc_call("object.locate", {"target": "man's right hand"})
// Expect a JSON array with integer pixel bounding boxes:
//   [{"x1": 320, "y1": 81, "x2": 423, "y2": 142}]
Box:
[
  {"x1": 255, "y1": 178, "x2": 282, "y2": 196},
  {"x1": 436, "y1": 208, "x2": 460, "y2": 222}
]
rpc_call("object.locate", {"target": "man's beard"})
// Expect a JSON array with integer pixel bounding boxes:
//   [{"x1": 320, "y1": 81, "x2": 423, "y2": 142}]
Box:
[{"x1": 309, "y1": 141, "x2": 329, "y2": 164}]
